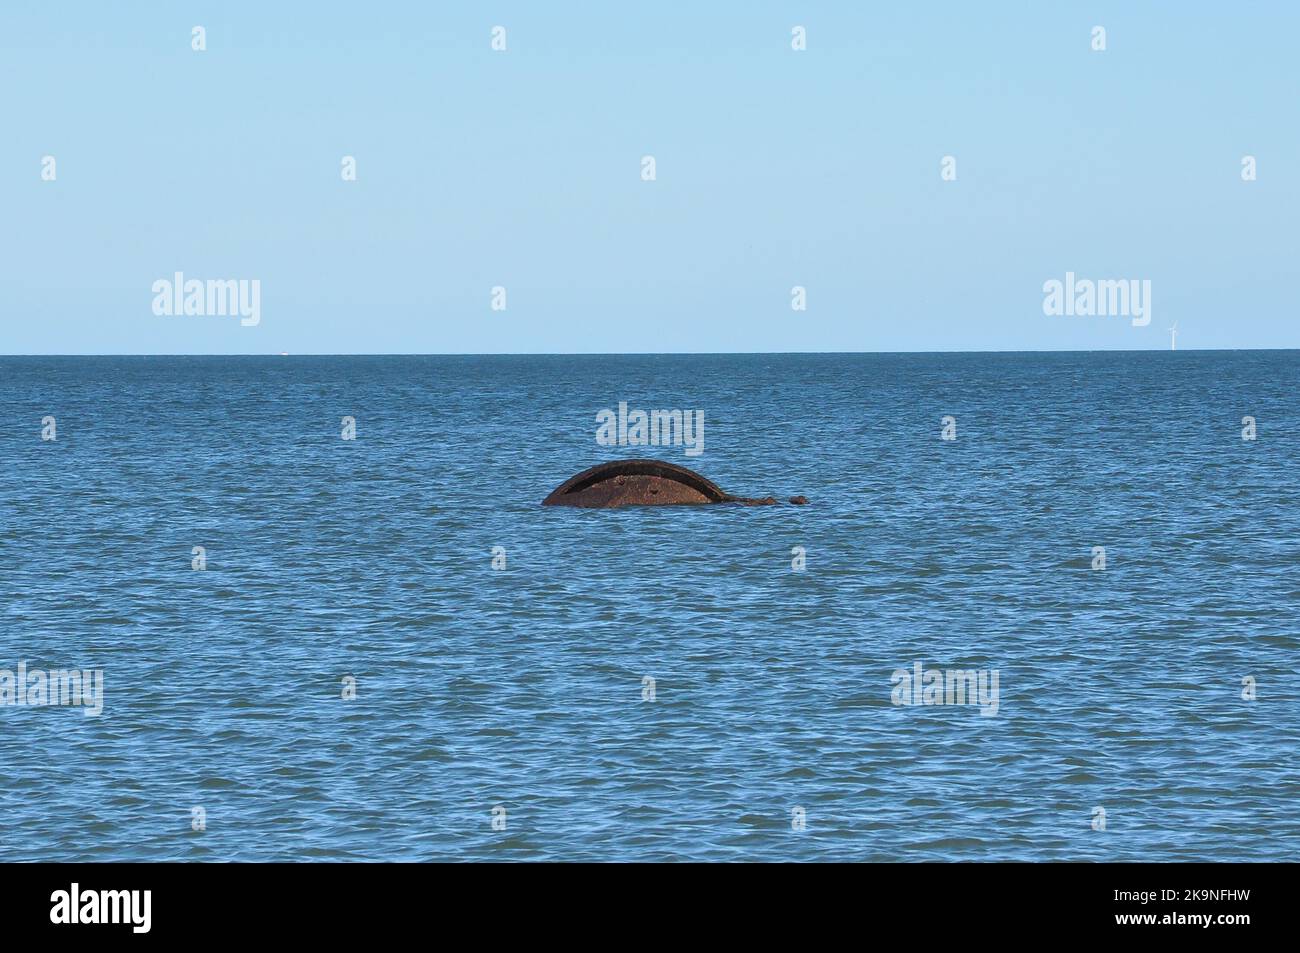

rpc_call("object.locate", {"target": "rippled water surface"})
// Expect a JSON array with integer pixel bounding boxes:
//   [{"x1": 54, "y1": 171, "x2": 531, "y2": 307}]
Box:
[{"x1": 1, "y1": 353, "x2": 1298, "y2": 861}]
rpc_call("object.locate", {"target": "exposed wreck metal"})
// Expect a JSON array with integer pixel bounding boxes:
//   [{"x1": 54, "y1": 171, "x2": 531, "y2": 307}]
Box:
[{"x1": 542, "y1": 459, "x2": 807, "y2": 508}]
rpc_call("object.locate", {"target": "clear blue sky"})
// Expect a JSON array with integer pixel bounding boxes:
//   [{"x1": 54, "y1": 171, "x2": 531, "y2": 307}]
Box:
[{"x1": 3, "y1": 2, "x2": 1297, "y2": 354}]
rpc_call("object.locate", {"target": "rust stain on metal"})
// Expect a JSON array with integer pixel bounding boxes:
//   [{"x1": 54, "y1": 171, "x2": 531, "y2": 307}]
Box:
[{"x1": 542, "y1": 459, "x2": 806, "y2": 509}]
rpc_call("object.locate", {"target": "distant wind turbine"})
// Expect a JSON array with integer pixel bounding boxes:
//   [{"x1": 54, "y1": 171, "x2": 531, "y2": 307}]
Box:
[{"x1": 1168, "y1": 322, "x2": 1178, "y2": 351}]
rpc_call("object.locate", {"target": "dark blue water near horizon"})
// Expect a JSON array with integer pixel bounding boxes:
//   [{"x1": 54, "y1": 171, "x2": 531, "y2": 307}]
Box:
[{"x1": 1, "y1": 352, "x2": 1298, "y2": 861}]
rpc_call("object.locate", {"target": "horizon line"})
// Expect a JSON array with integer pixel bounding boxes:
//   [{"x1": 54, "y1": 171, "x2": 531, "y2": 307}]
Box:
[{"x1": 1, "y1": 347, "x2": 1296, "y2": 358}]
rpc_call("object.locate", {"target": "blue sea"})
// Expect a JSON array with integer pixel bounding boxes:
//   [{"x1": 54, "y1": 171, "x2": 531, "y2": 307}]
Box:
[{"x1": 1, "y1": 352, "x2": 1297, "y2": 862}]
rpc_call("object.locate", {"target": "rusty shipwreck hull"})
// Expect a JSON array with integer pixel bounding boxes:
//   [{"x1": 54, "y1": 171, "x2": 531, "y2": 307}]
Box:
[{"x1": 542, "y1": 459, "x2": 806, "y2": 508}]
